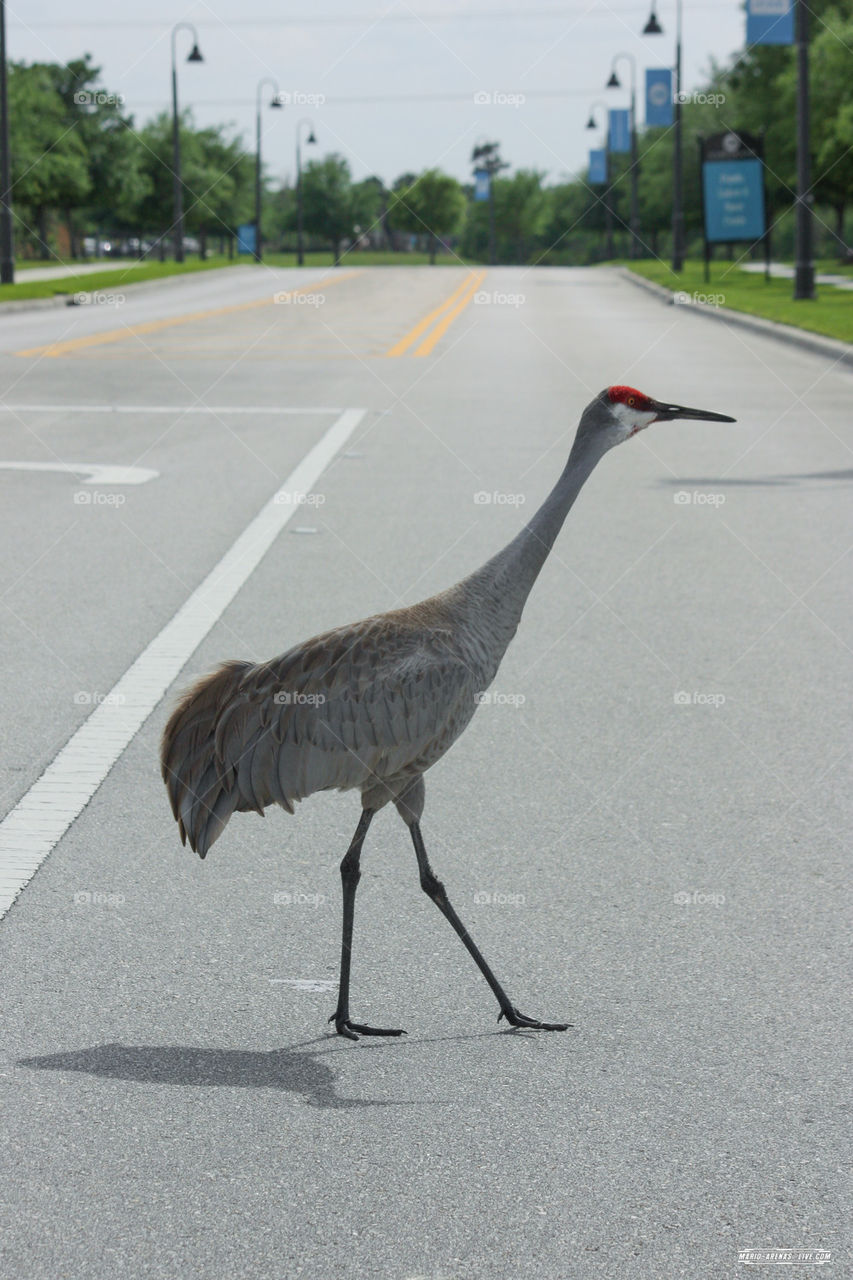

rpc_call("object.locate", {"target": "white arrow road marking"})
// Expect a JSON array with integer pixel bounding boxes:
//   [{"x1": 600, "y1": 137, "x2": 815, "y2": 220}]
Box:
[
  {"x1": 0, "y1": 407, "x2": 367, "y2": 919},
  {"x1": 0, "y1": 461, "x2": 159, "y2": 485}
]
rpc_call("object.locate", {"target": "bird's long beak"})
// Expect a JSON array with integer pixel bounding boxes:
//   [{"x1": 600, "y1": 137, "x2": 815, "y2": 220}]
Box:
[{"x1": 651, "y1": 400, "x2": 736, "y2": 423}]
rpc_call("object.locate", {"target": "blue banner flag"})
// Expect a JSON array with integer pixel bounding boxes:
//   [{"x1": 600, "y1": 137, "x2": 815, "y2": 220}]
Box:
[
  {"x1": 608, "y1": 109, "x2": 631, "y2": 154},
  {"x1": 702, "y1": 159, "x2": 766, "y2": 242},
  {"x1": 588, "y1": 149, "x2": 607, "y2": 184},
  {"x1": 645, "y1": 69, "x2": 673, "y2": 127},
  {"x1": 237, "y1": 223, "x2": 257, "y2": 255},
  {"x1": 474, "y1": 169, "x2": 491, "y2": 202},
  {"x1": 746, "y1": 0, "x2": 794, "y2": 45}
]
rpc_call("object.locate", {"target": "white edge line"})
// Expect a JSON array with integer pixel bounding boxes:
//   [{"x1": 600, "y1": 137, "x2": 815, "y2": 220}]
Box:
[{"x1": 0, "y1": 407, "x2": 367, "y2": 920}]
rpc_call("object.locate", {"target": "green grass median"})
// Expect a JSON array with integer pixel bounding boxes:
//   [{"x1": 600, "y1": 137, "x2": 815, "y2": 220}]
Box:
[
  {"x1": 619, "y1": 259, "x2": 853, "y2": 346},
  {"x1": 0, "y1": 256, "x2": 241, "y2": 302}
]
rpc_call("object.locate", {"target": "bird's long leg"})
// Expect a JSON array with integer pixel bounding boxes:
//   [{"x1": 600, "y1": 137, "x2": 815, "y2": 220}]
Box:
[
  {"x1": 409, "y1": 822, "x2": 569, "y2": 1032},
  {"x1": 329, "y1": 807, "x2": 406, "y2": 1041}
]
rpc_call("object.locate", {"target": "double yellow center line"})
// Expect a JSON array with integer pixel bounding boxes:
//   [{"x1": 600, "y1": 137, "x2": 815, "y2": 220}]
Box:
[{"x1": 385, "y1": 269, "x2": 486, "y2": 358}]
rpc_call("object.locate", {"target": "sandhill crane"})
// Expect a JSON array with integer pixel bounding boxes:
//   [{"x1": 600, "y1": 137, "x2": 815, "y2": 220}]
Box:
[{"x1": 162, "y1": 385, "x2": 735, "y2": 1039}]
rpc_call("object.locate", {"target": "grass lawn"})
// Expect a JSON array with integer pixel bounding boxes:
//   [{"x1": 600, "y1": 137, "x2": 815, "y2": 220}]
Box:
[
  {"x1": 0, "y1": 256, "x2": 242, "y2": 302},
  {"x1": 619, "y1": 259, "x2": 853, "y2": 345}
]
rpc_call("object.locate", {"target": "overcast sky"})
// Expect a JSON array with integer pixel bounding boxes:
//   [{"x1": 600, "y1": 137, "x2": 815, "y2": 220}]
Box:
[{"x1": 12, "y1": 1, "x2": 747, "y2": 186}]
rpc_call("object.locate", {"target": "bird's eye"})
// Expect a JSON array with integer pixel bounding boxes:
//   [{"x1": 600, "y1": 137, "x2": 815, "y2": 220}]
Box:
[{"x1": 627, "y1": 397, "x2": 635, "y2": 407}]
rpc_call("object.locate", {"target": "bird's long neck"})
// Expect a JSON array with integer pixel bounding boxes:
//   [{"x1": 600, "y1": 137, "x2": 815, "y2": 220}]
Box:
[{"x1": 457, "y1": 423, "x2": 610, "y2": 674}]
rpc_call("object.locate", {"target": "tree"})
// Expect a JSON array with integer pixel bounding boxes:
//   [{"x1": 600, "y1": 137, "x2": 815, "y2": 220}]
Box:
[
  {"x1": 300, "y1": 154, "x2": 360, "y2": 264},
  {"x1": 135, "y1": 112, "x2": 253, "y2": 256},
  {"x1": 461, "y1": 169, "x2": 546, "y2": 264},
  {"x1": 47, "y1": 56, "x2": 149, "y2": 255},
  {"x1": 388, "y1": 168, "x2": 466, "y2": 262},
  {"x1": 8, "y1": 62, "x2": 91, "y2": 257}
]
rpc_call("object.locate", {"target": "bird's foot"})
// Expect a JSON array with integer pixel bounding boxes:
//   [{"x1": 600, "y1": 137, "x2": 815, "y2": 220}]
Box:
[
  {"x1": 498, "y1": 1006, "x2": 571, "y2": 1032},
  {"x1": 329, "y1": 1013, "x2": 406, "y2": 1041}
]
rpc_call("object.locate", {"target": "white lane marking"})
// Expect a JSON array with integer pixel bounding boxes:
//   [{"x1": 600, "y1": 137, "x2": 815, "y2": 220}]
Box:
[
  {"x1": 0, "y1": 461, "x2": 159, "y2": 485},
  {"x1": 0, "y1": 404, "x2": 343, "y2": 415},
  {"x1": 0, "y1": 407, "x2": 367, "y2": 920},
  {"x1": 270, "y1": 979, "x2": 338, "y2": 993}
]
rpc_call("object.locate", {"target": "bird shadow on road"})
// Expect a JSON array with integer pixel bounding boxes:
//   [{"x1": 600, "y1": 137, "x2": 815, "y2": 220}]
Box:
[
  {"x1": 17, "y1": 1028, "x2": 544, "y2": 1109},
  {"x1": 17, "y1": 1039, "x2": 391, "y2": 1110}
]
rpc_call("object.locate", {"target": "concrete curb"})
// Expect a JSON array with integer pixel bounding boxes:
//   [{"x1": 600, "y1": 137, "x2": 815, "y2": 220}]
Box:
[{"x1": 615, "y1": 265, "x2": 853, "y2": 372}]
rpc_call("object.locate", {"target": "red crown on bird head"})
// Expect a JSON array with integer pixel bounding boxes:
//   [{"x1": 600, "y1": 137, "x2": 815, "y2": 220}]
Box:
[{"x1": 607, "y1": 385, "x2": 655, "y2": 411}]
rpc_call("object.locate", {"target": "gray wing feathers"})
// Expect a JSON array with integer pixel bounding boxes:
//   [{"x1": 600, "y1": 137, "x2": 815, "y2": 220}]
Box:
[{"x1": 160, "y1": 619, "x2": 477, "y2": 858}]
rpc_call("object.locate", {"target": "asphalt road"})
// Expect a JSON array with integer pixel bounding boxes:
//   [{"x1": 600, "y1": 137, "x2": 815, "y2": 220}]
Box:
[{"x1": 0, "y1": 263, "x2": 849, "y2": 1280}]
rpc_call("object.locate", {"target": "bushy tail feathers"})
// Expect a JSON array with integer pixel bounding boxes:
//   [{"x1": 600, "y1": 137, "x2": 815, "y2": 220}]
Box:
[{"x1": 160, "y1": 660, "x2": 253, "y2": 859}]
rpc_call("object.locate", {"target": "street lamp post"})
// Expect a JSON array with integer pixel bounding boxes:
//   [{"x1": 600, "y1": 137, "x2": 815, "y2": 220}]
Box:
[
  {"x1": 296, "y1": 118, "x2": 316, "y2": 266},
  {"x1": 793, "y1": 0, "x2": 815, "y2": 300},
  {"x1": 471, "y1": 142, "x2": 508, "y2": 265},
  {"x1": 0, "y1": 0, "x2": 13, "y2": 284},
  {"x1": 586, "y1": 103, "x2": 614, "y2": 260},
  {"x1": 255, "y1": 79, "x2": 282, "y2": 263},
  {"x1": 606, "y1": 52, "x2": 641, "y2": 260},
  {"x1": 644, "y1": 1, "x2": 683, "y2": 272},
  {"x1": 170, "y1": 23, "x2": 203, "y2": 264}
]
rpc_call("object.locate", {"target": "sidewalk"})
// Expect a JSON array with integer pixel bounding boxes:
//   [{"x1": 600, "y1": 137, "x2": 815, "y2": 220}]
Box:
[
  {"x1": 739, "y1": 261, "x2": 853, "y2": 290},
  {"x1": 14, "y1": 261, "x2": 137, "y2": 283}
]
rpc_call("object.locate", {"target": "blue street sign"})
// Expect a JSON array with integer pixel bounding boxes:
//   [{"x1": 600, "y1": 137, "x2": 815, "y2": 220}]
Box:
[
  {"x1": 645, "y1": 68, "x2": 673, "y2": 127},
  {"x1": 702, "y1": 158, "x2": 766, "y2": 242},
  {"x1": 588, "y1": 149, "x2": 607, "y2": 184},
  {"x1": 608, "y1": 108, "x2": 630, "y2": 154},
  {"x1": 237, "y1": 223, "x2": 257, "y2": 255},
  {"x1": 474, "y1": 169, "x2": 491, "y2": 202},
  {"x1": 746, "y1": 0, "x2": 794, "y2": 45}
]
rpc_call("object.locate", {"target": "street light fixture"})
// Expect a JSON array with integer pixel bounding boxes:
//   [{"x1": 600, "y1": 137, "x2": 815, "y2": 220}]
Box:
[
  {"x1": 296, "y1": 118, "x2": 316, "y2": 267},
  {"x1": 586, "y1": 103, "x2": 614, "y2": 261},
  {"x1": 642, "y1": 0, "x2": 683, "y2": 272},
  {"x1": 171, "y1": 22, "x2": 203, "y2": 264},
  {"x1": 255, "y1": 78, "x2": 282, "y2": 263},
  {"x1": 643, "y1": 6, "x2": 663, "y2": 36},
  {"x1": 606, "y1": 52, "x2": 641, "y2": 259}
]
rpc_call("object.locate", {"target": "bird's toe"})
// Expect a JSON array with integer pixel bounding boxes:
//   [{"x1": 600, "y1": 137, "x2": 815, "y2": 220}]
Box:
[
  {"x1": 498, "y1": 1007, "x2": 571, "y2": 1032},
  {"x1": 329, "y1": 1013, "x2": 405, "y2": 1039}
]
